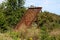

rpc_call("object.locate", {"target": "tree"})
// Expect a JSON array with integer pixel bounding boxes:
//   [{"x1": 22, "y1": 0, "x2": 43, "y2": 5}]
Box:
[
  {"x1": 4, "y1": 0, "x2": 25, "y2": 28},
  {"x1": 18, "y1": 0, "x2": 25, "y2": 8},
  {"x1": 0, "y1": 0, "x2": 26, "y2": 32},
  {"x1": 6, "y1": 0, "x2": 25, "y2": 10}
]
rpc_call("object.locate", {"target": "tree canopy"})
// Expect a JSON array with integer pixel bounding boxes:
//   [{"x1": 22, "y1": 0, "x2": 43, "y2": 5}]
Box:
[{"x1": 0, "y1": 0, "x2": 25, "y2": 32}]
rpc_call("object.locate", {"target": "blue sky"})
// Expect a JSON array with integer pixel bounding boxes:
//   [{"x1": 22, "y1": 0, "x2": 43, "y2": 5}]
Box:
[
  {"x1": 0, "y1": 0, "x2": 60, "y2": 15},
  {"x1": 24, "y1": 0, "x2": 60, "y2": 15},
  {"x1": 0, "y1": 0, "x2": 4, "y2": 3}
]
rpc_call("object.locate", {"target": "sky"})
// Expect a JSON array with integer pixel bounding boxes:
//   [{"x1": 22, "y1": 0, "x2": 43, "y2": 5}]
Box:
[
  {"x1": 0, "y1": 0, "x2": 60, "y2": 15},
  {"x1": 24, "y1": 0, "x2": 60, "y2": 15},
  {"x1": 0, "y1": 0, "x2": 4, "y2": 3}
]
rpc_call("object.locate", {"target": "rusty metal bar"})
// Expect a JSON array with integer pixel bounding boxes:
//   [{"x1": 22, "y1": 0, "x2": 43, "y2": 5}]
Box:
[{"x1": 15, "y1": 7, "x2": 42, "y2": 31}]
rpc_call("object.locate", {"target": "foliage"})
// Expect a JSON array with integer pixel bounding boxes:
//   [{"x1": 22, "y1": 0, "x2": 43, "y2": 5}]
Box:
[
  {"x1": 35, "y1": 11, "x2": 60, "y2": 30},
  {"x1": 0, "y1": 0, "x2": 60, "y2": 40},
  {"x1": 0, "y1": 26, "x2": 60, "y2": 40},
  {"x1": 0, "y1": 0, "x2": 26, "y2": 32},
  {"x1": 6, "y1": 0, "x2": 25, "y2": 10}
]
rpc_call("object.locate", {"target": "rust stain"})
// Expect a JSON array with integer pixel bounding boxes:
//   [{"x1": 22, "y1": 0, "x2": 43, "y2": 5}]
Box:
[{"x1": 15, "y1": 7, "x2": 42, "y2": 31}]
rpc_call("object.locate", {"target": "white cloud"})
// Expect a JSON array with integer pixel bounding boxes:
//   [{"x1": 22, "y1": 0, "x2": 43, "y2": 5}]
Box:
[
  {"x1": 0, "y1": 0, "x2": 4, "y2": 3},
  {"x1": 43, "y1": 0, "x2": 50, "y2": 5}
]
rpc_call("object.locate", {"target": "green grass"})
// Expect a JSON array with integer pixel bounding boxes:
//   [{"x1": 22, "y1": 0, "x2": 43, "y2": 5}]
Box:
[{"x1": 0, "y1": 26, "x2": 60, "y2": 40}]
